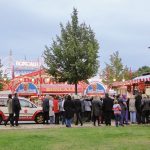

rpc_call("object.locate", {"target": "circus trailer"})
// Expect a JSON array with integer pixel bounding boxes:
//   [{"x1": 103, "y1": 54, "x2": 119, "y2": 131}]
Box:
[{"x1": 8, "y1": 69, "x2": 87, "y2": 98}]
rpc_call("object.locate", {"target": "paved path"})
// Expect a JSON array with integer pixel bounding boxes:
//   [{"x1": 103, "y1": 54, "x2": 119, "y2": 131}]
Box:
[
  {"x1": 0, "y1": 122, "x2": 117, "y2": 130},
  {"x1": 0, "y1": 122, "x2": 149, "y2": 130}
]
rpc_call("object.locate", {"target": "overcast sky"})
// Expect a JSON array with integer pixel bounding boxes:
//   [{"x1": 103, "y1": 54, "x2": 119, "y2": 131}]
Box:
[{"x1": 0, "y1": 0, "x2": 150, "y2": 71}]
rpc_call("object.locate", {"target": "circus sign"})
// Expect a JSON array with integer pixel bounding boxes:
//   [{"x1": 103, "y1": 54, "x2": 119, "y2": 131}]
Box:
[
  {"x1": 16, "y1": 61, "x2": 39, "y2": 68},
  {"x1": 15, "y1": 82, "x2": 38, "y2": 95},
  {"x1": 85, "y1": 82, "x2": 106, "y2": 96}
]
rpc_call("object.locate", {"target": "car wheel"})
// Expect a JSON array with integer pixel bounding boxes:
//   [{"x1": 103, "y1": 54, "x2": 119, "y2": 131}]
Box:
[
  {"x1": 0, "y1": 115, "x2": 3, "y2": 125},
  {"x1": 35, "y1": 113, "x2": 44, "y2": 124}
]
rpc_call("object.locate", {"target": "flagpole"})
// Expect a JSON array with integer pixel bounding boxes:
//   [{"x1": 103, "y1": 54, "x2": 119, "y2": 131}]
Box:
[
  {"x1": 38, "y1": 58, "x2": 42, "y2": 99},
  {"x1": 12, "y1": 65, "x2": 15, "y2": 94}
]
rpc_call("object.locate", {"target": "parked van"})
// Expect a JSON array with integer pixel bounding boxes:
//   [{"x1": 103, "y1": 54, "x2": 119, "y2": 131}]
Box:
[{"x1": 0, "y1": 97, "x2": 44, "y2": 124}]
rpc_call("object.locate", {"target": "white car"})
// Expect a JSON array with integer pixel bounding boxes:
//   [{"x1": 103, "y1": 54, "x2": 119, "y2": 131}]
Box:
[{"x1": 0, "y1": 97, "x2": 44, "y2": 124}]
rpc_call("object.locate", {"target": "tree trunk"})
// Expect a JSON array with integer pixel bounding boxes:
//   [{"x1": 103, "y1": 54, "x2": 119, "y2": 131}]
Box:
[{"x1": 75, "y1": 82, "x2": 78, "y2": 95}]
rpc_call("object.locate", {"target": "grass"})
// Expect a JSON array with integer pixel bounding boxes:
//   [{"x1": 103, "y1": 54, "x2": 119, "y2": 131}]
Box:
[{"x1": 0, "y1": 125, "x2": 150, "y2": 150}]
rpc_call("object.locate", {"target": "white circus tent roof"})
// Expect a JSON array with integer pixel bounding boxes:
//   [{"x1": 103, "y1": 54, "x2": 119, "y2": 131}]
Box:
[
  {"x1": 133, "y1": 75, "x2": 150, "y2": 82},
  {"x1": 112, "y1": 74, "x2": 150, "y2": 87}
]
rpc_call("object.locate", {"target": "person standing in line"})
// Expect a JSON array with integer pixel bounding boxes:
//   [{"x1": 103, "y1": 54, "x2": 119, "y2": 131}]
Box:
[
  {"x1": 74, "y1": 95, "x2": 83, "y2": 126},
  {"x1": 135, "y1": 92, "x2": 142, "y2": 124},
  {"x1": 80, "y1": 96, "x2": 85, "y2": 120},
  {"x1": 84, "y1": 97, "x2": 92, "y2": 122},
  {"x1": 92, "y1": 96, "x2": 102, "y2": 126},
  {"x1": 103, "y1": 93, "x2": 113, "y2": 126},
  {"x1": 141, "y1": 95, "x2": 150, "y2": 124},
  {"x1": 4, "y1": 94, "x2": 14, "y2": 127},
  {"x1": 100, "y1": 97, "x2": 105, "y2": 124},
  {"x1": 129, "y1": 95, "x2": 136, "y2": 124},
  {"x1": 13, "y1": 93, "x2": 21, "y2": 126},
  {"x1": 49, "y1": 96, "x2": 55, "y2": 124},
  {"x1": 113, "y1": 100, "x2": 121, "y2": 127},
  {"x1": 118, "y1": 95, "x2": 127, "y2": 126},
  {"x1": 42, "y1": 95, "x2": 50, "y2": 124},
  {"x1": 59, "y1": 96, "x2": 66, "y2": 125},
  {"x1": 53, "y1": 96, "x2": 60, "y2": 124},
  {"x1": 64, "y1": 95, "x2": 75, "y2": 127},
  {"x1": 122, "y1": 95, "x2": 129, "y2": 125}
]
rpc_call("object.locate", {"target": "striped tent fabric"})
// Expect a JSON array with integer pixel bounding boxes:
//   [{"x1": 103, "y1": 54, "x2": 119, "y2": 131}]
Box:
[
  {"x1": 112, "y1": 75, "x2": 150, "y2": 87},
  {"x1": 132, "y1": 75, "x2": 150, "y2": 83}
]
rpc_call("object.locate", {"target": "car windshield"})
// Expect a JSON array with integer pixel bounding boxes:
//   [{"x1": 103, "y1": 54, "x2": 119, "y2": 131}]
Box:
[{"x1": 20, "y1": 99, "x2": 36, "y2": 108}]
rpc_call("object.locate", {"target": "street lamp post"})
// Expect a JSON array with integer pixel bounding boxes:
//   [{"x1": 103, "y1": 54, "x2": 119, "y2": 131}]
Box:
[{"x1": 39, "y1": 67, "x2": 42, "y2": 99}]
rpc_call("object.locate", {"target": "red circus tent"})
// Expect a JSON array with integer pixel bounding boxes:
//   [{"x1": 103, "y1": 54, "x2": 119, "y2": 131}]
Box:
[{"x1": 8, "y1": 69, "x2": 88, "y2": 96}]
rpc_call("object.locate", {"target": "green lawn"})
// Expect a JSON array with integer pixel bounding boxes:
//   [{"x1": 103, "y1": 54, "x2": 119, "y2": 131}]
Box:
[{"x1": 0, "y1": 125, "x2": 150, "y2": 150}]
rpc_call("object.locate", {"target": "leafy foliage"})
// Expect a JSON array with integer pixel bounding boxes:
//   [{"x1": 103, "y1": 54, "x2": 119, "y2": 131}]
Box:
[
  {"x1": 102, "y1": 51, "x2": 131, "y2": 84},
  {"x1": 43, "y1": 8, "x2": 99, "y2": 93},
  {"x1": 132, "y1": 66, "x2": 150, "y2": 78}
]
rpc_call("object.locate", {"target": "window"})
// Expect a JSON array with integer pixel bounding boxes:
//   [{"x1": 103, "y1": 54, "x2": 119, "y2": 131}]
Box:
[
  {"x1": 0, "y1": 98, "x2": 7, "y2": 107},
  {"x1": 20, "y1": 99, "x2": 32, "y2": 108},
  {"x1": 20, "y1": 99, "x2": 36, "y2": 108}
]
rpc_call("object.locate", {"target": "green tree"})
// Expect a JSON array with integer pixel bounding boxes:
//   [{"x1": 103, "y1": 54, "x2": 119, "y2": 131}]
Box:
[
  {"x1": 43, "y1": 8, "x2": 99, "y2": 94},
  {"x1": 132, "y1": 66, "x2": 150, "y2": 78},
  {"x1": 102, "y1": 51, "x2": 130, "y2": 84},
  {"x1": 0, "y1": 83, "x2": 2, "y2": 91}
]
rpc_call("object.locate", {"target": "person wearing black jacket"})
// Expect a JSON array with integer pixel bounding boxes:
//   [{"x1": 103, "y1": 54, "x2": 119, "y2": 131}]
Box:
[
  {"x1": 141, "y1": 95, "x2": 150, "y2": 124},
  {"x1": 102, "y1": 93, "x2": 113, "y2": 126},
  {"x1": 42, "y1": 95, "x2": 50, "y2": 124},
  {"x1": 74, "y1": 95, "x2": 83, "y2": 126},
  {"x1": 92, "y1": 96, "x2": 102, "y2": 126},
  {"x1": 13, "y1": 93, "x2": 21, "y2": 126},
  {"x1": 64, "y1": 95, "x2": 75, "y2": 127},
  {"x1": 135, "y1": 93, "x2": 142, "y2": 124}
]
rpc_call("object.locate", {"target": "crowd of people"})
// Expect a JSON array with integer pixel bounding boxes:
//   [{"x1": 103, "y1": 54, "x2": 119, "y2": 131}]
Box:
[
  {"x1": 42, "y1": 92, "x2": 150, "y2": 127},
  {"x1": 4, "y1": 92, "x2": 150, "y2": 128}
]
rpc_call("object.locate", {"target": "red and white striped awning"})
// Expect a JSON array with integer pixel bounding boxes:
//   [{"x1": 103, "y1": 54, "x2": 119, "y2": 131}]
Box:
[
  {"x1": 112, "y1": 75, "x2": 150, "y2": 87},
  {"x1": 132, "y1": 75, "x2": 150, "y2": 83}
]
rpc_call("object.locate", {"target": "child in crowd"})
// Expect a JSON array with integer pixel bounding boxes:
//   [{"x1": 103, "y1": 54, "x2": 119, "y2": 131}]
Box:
[{"x1": 113, "y1": 100, "x2": 122, "y2": 127}]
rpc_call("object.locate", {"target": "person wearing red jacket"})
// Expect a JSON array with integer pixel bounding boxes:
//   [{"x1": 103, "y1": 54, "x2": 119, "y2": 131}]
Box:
[{"x1": 53, "y1": 96, "x2": 60, "y2": 124}]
